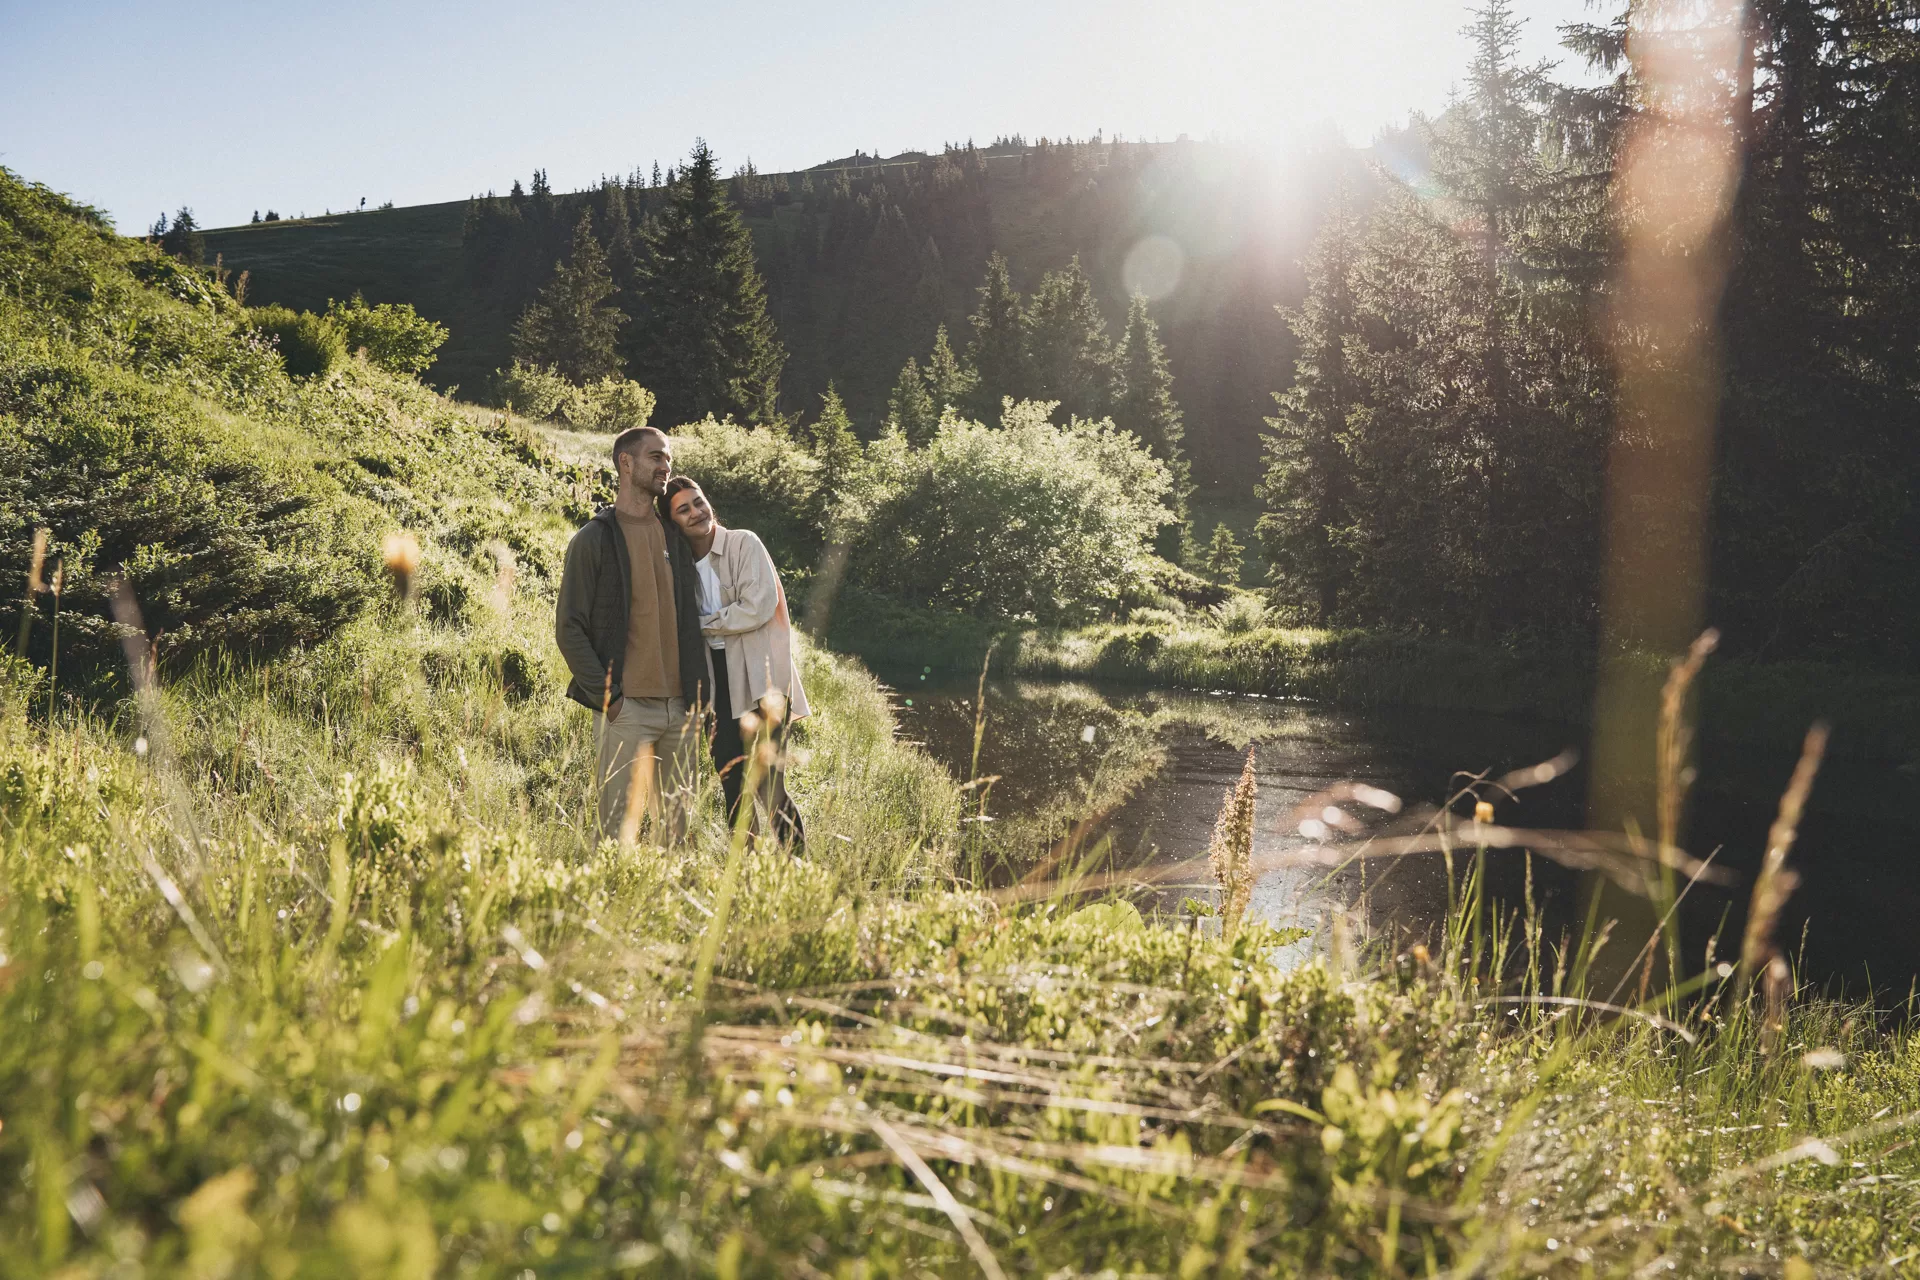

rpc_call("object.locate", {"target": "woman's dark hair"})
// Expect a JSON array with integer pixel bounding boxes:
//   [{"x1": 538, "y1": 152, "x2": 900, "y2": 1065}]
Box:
[{"x1": 657, "y1": 475, "x2": 702, "y2": 524}]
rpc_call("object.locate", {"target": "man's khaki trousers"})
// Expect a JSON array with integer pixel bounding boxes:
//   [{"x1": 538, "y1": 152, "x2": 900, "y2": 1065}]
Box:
[{"x1": 594, "y1": 696, "x2": 698, "y2": 845}]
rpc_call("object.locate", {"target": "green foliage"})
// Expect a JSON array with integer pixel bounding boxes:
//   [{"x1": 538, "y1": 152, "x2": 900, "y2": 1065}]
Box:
[
  {"x1": 921, "y1": 321, "x2": 977, "y2": 417},
  {"x1": 1252, "y1": 2, "x2": 1920, "y2": 661},
  {"x1": 325, "y1": 292, "x2": 448, "y2": 375},
  {"x1": 0, "y1": 164, "x2": 602, "y2": 691},
  {"x1": 1257, "y1": 13, "x2": 1607, "y2": 639},
  {"x1": 628, "y1": 140, "x2": 786, "y2": 425},
  {"x1": 665, "y1": 417, "x2": 825, "y2": 570},
  {"x1": 1203, "y1": 521, "x2": 1245, "y2": 585},
  {"x1": 512, "y1": 209, "x2": 624, "y2": 383},
  {"x1": 1259, "y1": 188, "x2": 1361, "y2": 623},
  {"x1": 154, "y1": 204, "x2": 204, "y2": 266},
  {"x1": 808, "y1": 383, "x2": 863, "y2": 509},
  {"x1": 245, "y1": 303, "x2": 347, "y2": 378},
  {"x1": 495, "y1": 361, "x2": 655, "y2": 431},
  {"x1": 1021, "y1": 255, "x2": 1113, "y2": 426},
  {"x1": 845, "y1": 400, "x2": 1177, "y2": 624},
  {"x1": 964, "y1": 251, "x2": 1026, "y2": 419},
  {"x1": 885, "y1": 354, "x2": 937, "y2": 446},
  {"x1": 1209, "y1": 592, "x2": 1268, "y2": 634},
  {"x1": 1112, "y1": 294, "x2": 1190, "y2": 517},
  {"x1": 0, "y1": 350, "x2": 372, "y2": 684},
  {"x1": 1022, "y1": 254, "x2": 1112, "y2": 421}
]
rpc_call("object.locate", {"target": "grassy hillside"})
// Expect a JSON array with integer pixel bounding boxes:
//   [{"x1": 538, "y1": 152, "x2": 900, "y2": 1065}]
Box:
[
  {"x1": 204, "y1": 201, "x2": 506, "y2": 397},
  {"x1": 11, "y1": 165, "x2": 1920, "y2": 1275}
]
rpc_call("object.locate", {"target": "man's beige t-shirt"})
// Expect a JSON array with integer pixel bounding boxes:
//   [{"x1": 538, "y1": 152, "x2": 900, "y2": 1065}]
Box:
[{"x1": 616, "y1": 508, "x2": 679, "y2": 700}]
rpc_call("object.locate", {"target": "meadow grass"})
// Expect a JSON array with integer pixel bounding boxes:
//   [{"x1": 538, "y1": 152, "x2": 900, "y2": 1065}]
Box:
[
  {"x1": 11, "y1": 171, "x2": 1920, "y2": 1274},
  {"x1": 7, "y1": 593, "x2": 1920, "y2": 1276}
]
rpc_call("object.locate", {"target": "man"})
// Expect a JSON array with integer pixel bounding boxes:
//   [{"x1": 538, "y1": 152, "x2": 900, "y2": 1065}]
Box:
[{"x1": 555, "y1": 426, "x2": 707, "y2": 843}]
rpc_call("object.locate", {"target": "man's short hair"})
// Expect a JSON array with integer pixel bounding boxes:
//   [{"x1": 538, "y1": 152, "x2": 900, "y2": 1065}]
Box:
[{"x1": 611, "y1": 425, "x2": 668, "y2": 473}]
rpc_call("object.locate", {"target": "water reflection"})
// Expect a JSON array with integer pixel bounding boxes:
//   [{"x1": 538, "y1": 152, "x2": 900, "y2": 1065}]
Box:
[{"x1": 878, "y1": 671, "x2": 1920, "y2": 995}]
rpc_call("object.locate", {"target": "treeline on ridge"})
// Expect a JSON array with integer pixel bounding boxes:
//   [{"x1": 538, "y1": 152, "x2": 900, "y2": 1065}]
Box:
[
  {"x1": 456, "y1": 134, "x2": 1320, "y2": 489},
  {"x1": 473, "y1": 141, "x2": 1199, "y2": 554}
]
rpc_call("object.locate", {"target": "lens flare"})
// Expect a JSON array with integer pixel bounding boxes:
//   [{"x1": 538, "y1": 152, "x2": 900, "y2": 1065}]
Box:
[{"x1": 1121, "y1": 234, "x2": 1185, "y2": 301}]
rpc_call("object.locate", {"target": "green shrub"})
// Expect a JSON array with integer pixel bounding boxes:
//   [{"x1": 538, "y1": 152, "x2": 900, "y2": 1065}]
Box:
[
  {"x1": 245, "y1": 304, "x2": 346, "y2": 378},
  {"x1": 495, "y1": 361, "x2": 655, "y2": 431},
  {"x1": 668, "y1": 416, "x2": 824, "y2": 570},
  {"x1": 581, "y1": 375, "x2": 654, "y2": 430},
  {"x1": 1211, "y1": 592, "x2": 1269, "y2": 634},
  {"x1": 494, "y1": 359, "x2": 573, "y2": 420},
  {"x1": 1131, "y1": 555, "x2": 1232, "y2": 611},
  {"x1": 0, "y1": 350, "x2": 372, "y2": 684},
  {"x1": 325, "y1": 292, "x2": 448, "y2": 375},
  {"x1": 845, "y1": 400, "x2": 1177, "y2": 625}
]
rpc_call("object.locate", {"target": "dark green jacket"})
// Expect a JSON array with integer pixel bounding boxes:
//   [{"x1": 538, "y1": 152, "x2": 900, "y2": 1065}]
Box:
[{"x1": 555, "y1": 506, "x2": 706, "y2": 712}]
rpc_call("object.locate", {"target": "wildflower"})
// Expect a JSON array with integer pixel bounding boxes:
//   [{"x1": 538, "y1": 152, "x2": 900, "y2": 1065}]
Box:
[{"x1": 1208, "y1": 747, "x2": 1257, "y2": 934}]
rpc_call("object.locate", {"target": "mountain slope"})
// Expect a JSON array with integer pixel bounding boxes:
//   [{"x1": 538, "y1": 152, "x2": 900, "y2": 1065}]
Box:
[{"x1": 203, "y1": 140, "x2": 1357, "y2": 493}]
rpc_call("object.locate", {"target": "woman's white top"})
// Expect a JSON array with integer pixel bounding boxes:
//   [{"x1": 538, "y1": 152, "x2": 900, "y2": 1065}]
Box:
[
  {"x1": 694, "y1": 553, "x2": 727, "y2": 649},
  {"x1": 697, "y1": 526, "x2": 811, "y2": 722}
]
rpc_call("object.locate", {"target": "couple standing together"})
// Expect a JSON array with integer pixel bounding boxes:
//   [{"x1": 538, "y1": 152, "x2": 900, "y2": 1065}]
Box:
[{"x1": 554, "y1": 425, "x2": 807, "y2": 847}]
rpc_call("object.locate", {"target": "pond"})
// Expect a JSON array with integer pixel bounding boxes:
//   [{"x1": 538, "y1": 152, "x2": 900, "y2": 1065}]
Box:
[{"x1": 876, "y1": 669, "x2": 1920, "y2": 998}]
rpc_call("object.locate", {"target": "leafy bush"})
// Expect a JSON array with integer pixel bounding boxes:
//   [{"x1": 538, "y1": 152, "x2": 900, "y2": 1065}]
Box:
[
  {"x1": 325, "y1": 292, "x2": 448, "y2": 375},
  {"x1": 0, "y1": 349, "x2": 372, "y2": 684},
  {"x1": 845, "y1": 400, "x2": 1177, "y2": 625},
  {"x1": 495, "y1": 361, "x2": 655, "y2": 431},
  {"x1": 668, "y1": 416, "x2": 825, "y2": 570},
  {"x1": 1211, "y1": 592, "x2": 1269, "y2": 634},
  {"x1": 495, "y1": 360, "x2": 572, "y2": 419},
  {"x1": 1130, "y1": 555, "x2": 1232, "y2": 612},
  {"x1": 245, "y1": 304, "x2": 346, "y2": 378},
  {"x1": 584, "y1": 375, "x2": 655, "y2": 430}
]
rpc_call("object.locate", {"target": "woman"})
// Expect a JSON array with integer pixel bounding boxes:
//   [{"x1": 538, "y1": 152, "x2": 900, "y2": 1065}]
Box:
[{"x1": 658, "y1": 476, "x2": 808, "y2": 847}]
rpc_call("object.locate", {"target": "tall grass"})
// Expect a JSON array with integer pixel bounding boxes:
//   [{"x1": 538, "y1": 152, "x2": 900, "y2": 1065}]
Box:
[
  {"x1": 8, "y1": 167, "x2": 1920, "y2": 1270},
  {"x1": 6, "y1": 587, "x2": 1920, "y2": 1274}
]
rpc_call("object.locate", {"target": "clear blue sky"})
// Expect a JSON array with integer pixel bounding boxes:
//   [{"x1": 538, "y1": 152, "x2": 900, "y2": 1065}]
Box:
[{"x1": 0, "y1": 0, "x2": 1598, "y2": 232}]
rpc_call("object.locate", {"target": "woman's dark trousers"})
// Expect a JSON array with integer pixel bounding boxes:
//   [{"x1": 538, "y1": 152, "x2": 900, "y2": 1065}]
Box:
[{"x1": 710, "y1": 658, "x2": 804, "y2": 848}]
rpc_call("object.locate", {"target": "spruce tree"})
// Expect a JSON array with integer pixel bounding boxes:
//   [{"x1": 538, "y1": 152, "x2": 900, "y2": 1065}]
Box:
[
  {"x1": 811, "y1": 383, "x2": 863, "y2": 499},
  {"x1": 628, "y1": 140, "x2": 787, "y2": 425},
  {"x1": 1203, "y1": 524, "x2": 1245, "y2": 586},
  {"x1": 1024, "y1": 255, "x2": 1112, "y2": 420},
  {"x1": 512, "y1": 209, "x2": 625, "y2": 383},
  {"x1": 923, "y1": 323, "x2": 977, "y2": 415},
  {"x1": 598, "y1": 179, "x2": 638, "y2": 301},
  {"x1": 159, "y1": 206, "x2": 204, "y2": 267},
  {"x1": 965, "y1": 253, "x2": 1025, "y2": 420},
  {"x1": 1257, "y1": 194, "x2": 1362, "y2": 622},
  {"x1": 1112, "y1": 293, "x2": 1192, "y2": 558},
  {"x1": 1113, "y1": 291, "x2": 1190, "y2": 473},
  {"x1": 887, "y1": 357, "x2": 938, "y2": 446},
  {"x1": 529, "y1": 168, "x2": 555, "y2": 223}
]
